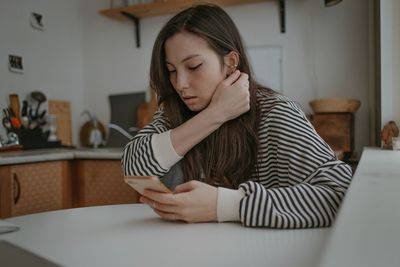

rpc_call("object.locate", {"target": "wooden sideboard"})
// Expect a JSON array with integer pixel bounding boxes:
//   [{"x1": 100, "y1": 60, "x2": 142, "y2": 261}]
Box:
[{"x1": 0, "y1": 149, "x2": 139, "y2": 219}]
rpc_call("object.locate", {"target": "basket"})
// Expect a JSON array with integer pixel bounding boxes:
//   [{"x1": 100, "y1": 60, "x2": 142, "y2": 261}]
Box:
[{"x1": 309, "y1": 98, "x2": 361, "y2": 114}]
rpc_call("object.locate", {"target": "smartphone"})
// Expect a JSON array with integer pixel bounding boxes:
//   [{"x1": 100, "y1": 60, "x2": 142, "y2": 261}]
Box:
[{"x1": 124, "y1": 175, "x2": 172, "y2": 195}]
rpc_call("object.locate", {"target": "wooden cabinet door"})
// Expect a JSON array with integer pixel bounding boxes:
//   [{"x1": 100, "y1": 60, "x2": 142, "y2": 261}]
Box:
[
  {"x1": 0, "y1": 161, "x2": 71, "y2": 218},
  {"x1": 73, "y1": 160, "x2": 138, "y2": 207},
  {"x1": 308, "y1": 113, "x2": 354, "y2": 152}
]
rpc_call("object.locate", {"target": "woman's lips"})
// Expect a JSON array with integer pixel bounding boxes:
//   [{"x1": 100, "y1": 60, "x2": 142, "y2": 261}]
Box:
[{"x1": 182, "y1": 96, "x2": 197, "y2": 105}]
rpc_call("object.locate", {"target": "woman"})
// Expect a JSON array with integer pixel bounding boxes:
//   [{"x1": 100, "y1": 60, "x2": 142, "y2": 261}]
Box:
[{"x1": 123, "y1": 4, "x2": 352, "y2": 228}]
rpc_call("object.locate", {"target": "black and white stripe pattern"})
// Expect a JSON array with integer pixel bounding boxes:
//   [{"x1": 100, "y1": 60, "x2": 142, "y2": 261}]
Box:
[
  {"x1": 123, "y1": 90, "x2": 352, "y2": 228},
  {"x1": 122, "y1": 111, "x2": 169, "y2": 177}
]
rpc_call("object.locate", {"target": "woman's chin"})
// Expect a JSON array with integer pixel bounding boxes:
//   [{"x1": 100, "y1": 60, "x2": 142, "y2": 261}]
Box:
[
  {"x1": 187, "y1": 106, "x2": 201, "y2": 112},
  {"x1": 185, "y1": 103, "x2": 206, "y2": 112}
]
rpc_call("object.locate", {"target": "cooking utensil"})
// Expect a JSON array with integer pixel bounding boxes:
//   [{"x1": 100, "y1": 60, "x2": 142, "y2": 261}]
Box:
[
  {"x1": 21, "y1": 100, "x2": 28, "y2": 117},
  {"x1": 2, "y1": 108, "x2": 10, "y2": 119},
  {"x1": 9, "y1": 94, "x2": 20, "y2": 120},
  {"x1": 28, "y1": 104, "x2": 34, "y2": 119},
  {"x1": 2, "y1": 118, "x2": 12, "y2": 130},
  {"x1": 38, "y1": 110, "x2": 47, "y2": 119},
  {"x1": 2, "y1": 109, "x2": 12, "y2": 130},
  {"x1": 31, "y1": 91, "x2": 47, "y2": 118},
  {"x1": 29, "y1": 120, "x2": 38, "y2": 130},
  {"x1": 5, "y1": 107, "x2": 21, "y2": 129},
  {"x1": 21, "y1": 116, "x2": 29, "y2": 128},
  {"x1": 10, "y1": 117, "x2": 21, "y2": 129}
]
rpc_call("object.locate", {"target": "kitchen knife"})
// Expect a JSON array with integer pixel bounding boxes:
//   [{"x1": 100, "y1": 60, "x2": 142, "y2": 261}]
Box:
[{"x1": 21, "y1": 100, "x2": 28, "y2": 117}]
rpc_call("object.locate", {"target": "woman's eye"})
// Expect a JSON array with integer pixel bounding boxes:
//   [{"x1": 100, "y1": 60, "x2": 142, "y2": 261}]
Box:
[
  {"x1": 188, "y1": 63, "x2": 202, "y2": 71},
  {"x1": 168, "y1": 69, "x2": 176, "y2": 73}
]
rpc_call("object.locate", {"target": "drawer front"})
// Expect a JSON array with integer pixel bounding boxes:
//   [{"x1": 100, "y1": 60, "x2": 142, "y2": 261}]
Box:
[
  {"x1": 11, "y1": 161, "x2": 64, "y2": 216},
  {"x1": 78, "y1": 160, "x2": 138, "y2": 207},
  {"x1": 309, "y1": 113, "x2": 354, "y2": 152}
]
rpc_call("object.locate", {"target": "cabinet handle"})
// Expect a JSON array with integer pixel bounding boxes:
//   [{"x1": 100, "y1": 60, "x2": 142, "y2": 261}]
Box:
[{"x1": 13, "y1": 173, "x2": 21, "y2": 204}]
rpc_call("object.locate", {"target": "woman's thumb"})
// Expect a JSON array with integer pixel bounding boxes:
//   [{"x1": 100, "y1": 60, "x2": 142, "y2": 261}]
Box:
[{"x1": 174, "y1": 181, "x2": 197, "y2": 193}]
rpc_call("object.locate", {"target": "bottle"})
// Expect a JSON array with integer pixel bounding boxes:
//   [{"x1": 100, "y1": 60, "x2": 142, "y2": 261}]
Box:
[{"x1": 89, "y1": 117, "x2": 104, "y2": 148}]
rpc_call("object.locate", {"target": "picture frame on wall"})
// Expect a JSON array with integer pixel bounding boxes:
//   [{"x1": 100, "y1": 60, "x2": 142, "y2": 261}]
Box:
[
  {"x1": 8, "y1": 55, "x2": 24, "y2": 74},
  {"x1": 30, "y1": 12, "x2": 44, "y2": 31}
]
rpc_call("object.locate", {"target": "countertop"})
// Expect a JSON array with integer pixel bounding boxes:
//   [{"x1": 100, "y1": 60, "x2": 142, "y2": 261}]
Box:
[{"x1": 0, "y1": 147, "x2": 123, "y2": 166}]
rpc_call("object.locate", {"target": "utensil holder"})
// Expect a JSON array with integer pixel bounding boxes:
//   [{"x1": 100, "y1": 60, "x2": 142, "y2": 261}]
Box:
[{"x1": 18, "y1": 128, "x2": 61, "y2": 149}]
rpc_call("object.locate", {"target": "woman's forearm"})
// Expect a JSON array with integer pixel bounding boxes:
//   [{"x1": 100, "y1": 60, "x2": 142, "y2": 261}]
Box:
[{"x1": 170, "y1": 106, "x2": 224, "y2": 156}]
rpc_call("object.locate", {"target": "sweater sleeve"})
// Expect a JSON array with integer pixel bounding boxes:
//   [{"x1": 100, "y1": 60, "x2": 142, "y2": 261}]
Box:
[
  {"x1": 238, "y1": 100, "x2": 353, "y2": 228},
  {"x1": 122, "y1": 110, "x2": 182, "y2": 177}
]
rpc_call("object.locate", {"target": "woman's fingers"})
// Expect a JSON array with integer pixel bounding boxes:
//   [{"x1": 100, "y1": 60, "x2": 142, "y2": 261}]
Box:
[
  {"x1": 140, "y1": 195, "x2": 182, "y2": 221},
  {"x1": 209, "y1": 71, "x2": 250, "y2": 122},
  {"x1": 234, "y1": 72, "x2": 249, "y2": 88},
  {"x1": 141, "y1": 189, "x2": 176, "y2": 205},
  {"x1": 140, "y1": 195, "x2": 180, "y2": 213},
  {"x1": 140, "y1": 181, "x2": 217, "y2": 223},
  {"x1": 153, "y1": 209, "x2": 181, "y2": 221},
  {"x1": 223, "y1": 69, "x2": 241, "y2": 85}
]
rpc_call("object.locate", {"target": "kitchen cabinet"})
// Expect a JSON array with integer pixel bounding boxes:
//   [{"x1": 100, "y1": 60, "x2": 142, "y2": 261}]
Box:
[
  {"x1": 308, "y1": 113, "x2": 354, "y2": 154},
  {"x1": 0, "y1": 149, "x2": 139, "y2": 218},
  {"x1": 0, "y1": 161, "x2": 72, "y2": 219},
  {"x1": 72, "y1": 160, "x2": 139, "y2": 208},
  {"x1": 99, "y1": 0, "x2": 284, "y2": 47},
  {"x1": 308, "y1": 113, "x2": 358, "y2": 171}
]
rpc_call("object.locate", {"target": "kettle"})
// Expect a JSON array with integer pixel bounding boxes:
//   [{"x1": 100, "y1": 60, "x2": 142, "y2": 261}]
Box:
[{"x1": 79, "y1": 111, "x2": 106, "y2": 148}]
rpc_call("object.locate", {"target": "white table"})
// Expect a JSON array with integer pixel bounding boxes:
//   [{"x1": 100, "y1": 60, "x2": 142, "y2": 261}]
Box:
[
  {"x1": 1, "y1": 204, "x2": 330, "y2": 267},
  {"x1": 2, "y1": 147, "x2": 399, "y2": 267},
  {"x1": 318, "y1": 148, "x2": 400, "y2": 267}
]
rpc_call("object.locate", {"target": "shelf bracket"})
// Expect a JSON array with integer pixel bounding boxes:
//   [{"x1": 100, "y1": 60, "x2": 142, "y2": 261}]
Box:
[
  {"x1": 121, "y1": 11, "x2": 140, "y2": 48},
  {"x1": 277, "y1": 0, "x2": 285, "y2": 33}
]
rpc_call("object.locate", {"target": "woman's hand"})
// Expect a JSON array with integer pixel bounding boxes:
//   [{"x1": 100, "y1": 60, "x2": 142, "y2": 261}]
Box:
[
  {"x1": 207, "y1": 70, "x2": 250, "y2": 123},
  {"x1": 139, "y1": 180, "x2": 218, "y2": 223}
]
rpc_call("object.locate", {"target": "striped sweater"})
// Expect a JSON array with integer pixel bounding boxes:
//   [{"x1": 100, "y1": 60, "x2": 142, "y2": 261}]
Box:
[{"x1": 123, "y1": 90, "x2": 353, "y2": 228}]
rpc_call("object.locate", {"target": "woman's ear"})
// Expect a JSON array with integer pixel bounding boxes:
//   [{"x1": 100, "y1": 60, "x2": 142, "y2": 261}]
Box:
[{"x1": 223, "y1": 51, "x2": 239, "y2": 75}]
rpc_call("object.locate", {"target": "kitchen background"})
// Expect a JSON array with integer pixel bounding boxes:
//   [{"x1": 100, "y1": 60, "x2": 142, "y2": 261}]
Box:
[{"x1": 0, "y1": 0, "x2": 399, "y2": 157}]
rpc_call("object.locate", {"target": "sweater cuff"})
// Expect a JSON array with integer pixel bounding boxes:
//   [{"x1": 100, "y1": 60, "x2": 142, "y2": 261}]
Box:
[
  {"x1": 151, "y1": 130, "x2": 183, "y2": 170},
  {"x1": 217, "y1": 187, "x2": 245, "y2": 222}
]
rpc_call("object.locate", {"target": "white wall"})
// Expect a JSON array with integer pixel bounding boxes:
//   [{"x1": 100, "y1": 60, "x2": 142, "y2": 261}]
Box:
[
  {"x1": 0, "y1": 0, "x2": 373, "y2": 156},
  {"x1": 81, "y1": 0, "x2": 167, "y2": 123},
  {"x1": 381, "y1": 0, "x2": 400, "y2": 127},
  {"x1": 82, "y1": 0, "x2": 372, "y2": 156},
  {"x1": 0, "y1": 0, "x2": 85, "y2": 144}
]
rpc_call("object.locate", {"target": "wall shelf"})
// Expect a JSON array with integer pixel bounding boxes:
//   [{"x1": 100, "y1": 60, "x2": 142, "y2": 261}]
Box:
[{"x1": 99, "y1": 0, "x2": 285, "y2": 47}]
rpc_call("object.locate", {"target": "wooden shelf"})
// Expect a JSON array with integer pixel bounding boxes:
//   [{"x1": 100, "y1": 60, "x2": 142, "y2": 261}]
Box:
[
  {"x1": 99, "y1": 0, "x2": 285, "y2": 47},
  {"x1": 99, "y1": 0, "x2": 271, "y2": 21}
]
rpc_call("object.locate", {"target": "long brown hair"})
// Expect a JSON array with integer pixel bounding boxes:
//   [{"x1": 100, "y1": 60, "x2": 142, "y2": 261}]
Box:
[{"x1": 150, "y1": 4, "x2": 262, "y2": 188}]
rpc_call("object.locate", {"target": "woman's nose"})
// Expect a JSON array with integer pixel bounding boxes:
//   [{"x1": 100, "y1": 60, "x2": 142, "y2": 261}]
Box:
[{"x1": 175, "y1": 72, "x2": 189, "y2": 91}]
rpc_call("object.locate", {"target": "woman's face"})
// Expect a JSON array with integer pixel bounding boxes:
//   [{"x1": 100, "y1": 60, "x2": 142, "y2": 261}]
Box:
[{"x1": 165, "y1": 31, "x2": 229, "y2": 112}]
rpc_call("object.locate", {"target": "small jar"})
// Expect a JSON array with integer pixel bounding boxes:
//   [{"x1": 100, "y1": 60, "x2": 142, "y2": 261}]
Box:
[{"x1": 392, "y1": 137, "x2": 400, "y2": 150}]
